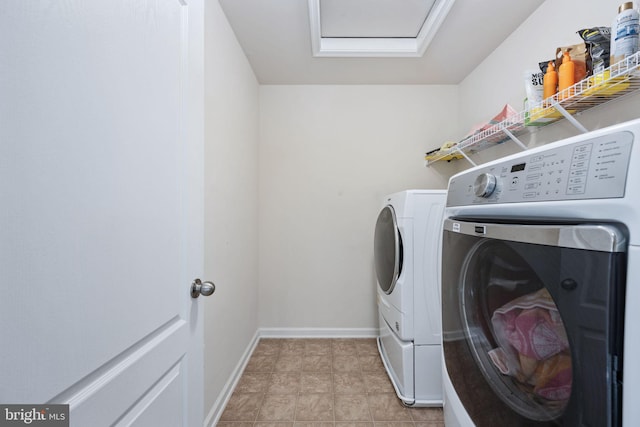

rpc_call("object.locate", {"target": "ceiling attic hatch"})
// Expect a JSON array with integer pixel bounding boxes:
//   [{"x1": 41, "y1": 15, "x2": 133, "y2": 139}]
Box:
[{"x1": 308, "y1": 0, "x2": 456, "y2": 57}]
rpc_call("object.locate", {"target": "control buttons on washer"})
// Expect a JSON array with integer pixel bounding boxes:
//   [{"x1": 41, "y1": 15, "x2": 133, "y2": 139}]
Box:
[
  {"x1": 473, "y1": 173, "x2": 497, "y2": 198},
  {"x1": 447, "y1": 133, "x2": 631, "y2": 206}
]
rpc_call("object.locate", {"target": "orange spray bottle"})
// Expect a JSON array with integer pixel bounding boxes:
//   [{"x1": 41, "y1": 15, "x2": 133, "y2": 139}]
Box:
[
  {"x1": 543, "y1": 61, "x2": 558, "y2": 102},
  {"x1": 558, "y1": 51, "x2": 575, "y2": 100}
]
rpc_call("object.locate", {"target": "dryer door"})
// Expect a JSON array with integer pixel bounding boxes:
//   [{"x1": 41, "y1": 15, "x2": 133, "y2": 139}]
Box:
[{"x1": 374, "y1": 205, "x2": 403, "y2": 294}]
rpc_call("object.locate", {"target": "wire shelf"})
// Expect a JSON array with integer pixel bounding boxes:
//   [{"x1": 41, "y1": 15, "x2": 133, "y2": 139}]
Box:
[{"x1": 425, "y1": 51, "x2": 640, "y2": 166}]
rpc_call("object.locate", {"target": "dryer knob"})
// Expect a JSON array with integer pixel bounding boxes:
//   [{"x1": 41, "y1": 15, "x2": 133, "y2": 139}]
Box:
[{"x1": 473, "y1": 173, "x2": 497, "y2": 198}]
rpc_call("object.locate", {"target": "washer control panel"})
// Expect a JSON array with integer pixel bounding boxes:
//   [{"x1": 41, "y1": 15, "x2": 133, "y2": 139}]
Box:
[{"x1": 447, "y1": 130, "x2": 634, "y2": 206}]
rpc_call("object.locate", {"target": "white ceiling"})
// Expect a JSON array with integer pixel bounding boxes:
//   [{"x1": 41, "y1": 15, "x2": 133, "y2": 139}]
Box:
[{"x1": 218, "y1": 0, "x2": 546, "y2": 84}]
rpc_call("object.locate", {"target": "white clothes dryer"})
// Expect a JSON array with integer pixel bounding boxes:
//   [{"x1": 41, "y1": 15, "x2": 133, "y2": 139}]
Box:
[
  {"x1": 441, "y1": 118, "x2": 640, "y2": 427},
  {"x1": 374, "y1": 189, "x2": 446, "y2": 406}
]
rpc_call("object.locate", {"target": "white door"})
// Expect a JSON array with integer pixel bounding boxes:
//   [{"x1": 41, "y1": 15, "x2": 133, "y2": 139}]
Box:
[{"x1": 0, "y1": 1, "x2": 205, "y2": 426}]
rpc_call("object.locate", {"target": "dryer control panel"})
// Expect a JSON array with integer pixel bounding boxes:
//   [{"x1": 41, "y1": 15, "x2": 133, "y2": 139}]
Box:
[{"x1": 447, "y1": 130, "x2": 634, "y2": 206}]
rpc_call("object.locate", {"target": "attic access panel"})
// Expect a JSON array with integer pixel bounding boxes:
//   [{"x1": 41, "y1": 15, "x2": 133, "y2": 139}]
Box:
[{"x1": 308, "y1": 0, "x2": 456, "y2": 57}]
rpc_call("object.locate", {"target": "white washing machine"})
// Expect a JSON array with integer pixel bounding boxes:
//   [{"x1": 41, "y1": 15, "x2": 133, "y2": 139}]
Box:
[
  {"x1": 374, "y1": 189, "x2": 446, "y2": 406},
  {"x1": 441, "y1": 118, "x2": 640, "y2": 426}
]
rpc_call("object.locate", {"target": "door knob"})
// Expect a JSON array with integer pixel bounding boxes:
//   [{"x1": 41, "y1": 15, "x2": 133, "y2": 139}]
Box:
[{"x1": 191, "y1": 278, "x2": 216, "y2": 298}]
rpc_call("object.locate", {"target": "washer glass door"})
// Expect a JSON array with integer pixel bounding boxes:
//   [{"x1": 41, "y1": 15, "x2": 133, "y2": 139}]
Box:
[
  {"x1": 441, "y1": 218, "x2": 626, "y2": 426},
  {"x1": 374, "y1": 205, "x2": 403, "y2": 294}
]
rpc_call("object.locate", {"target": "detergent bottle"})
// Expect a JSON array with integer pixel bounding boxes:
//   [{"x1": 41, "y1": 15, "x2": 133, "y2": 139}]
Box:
[
  {"x1": 558, "y1": 51, "x2": 575, "y2": 100},
  {"x1": 611, "y1": 2, "x2": 640, "y2": 64},
  {"x1": 543, "y1": 61, "x2": 558, "y2": 101}
]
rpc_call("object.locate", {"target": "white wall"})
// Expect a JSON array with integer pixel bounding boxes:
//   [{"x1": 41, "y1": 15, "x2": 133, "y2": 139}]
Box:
[
  {"x1": 458, "y1": 0, "x2": 640, "y2": 165},
  {"x1": 258, "y1": 85, "x2": 459, "y2": 330},
  {"x1": 203, "y1": 0, "x2": 640, "y2": 415},
  {"x1": 203, "y1": 0, "x2": 259, "y2": 420}
]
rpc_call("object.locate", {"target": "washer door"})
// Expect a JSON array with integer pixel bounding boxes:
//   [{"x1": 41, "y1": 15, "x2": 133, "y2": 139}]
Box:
[
  {"x1": 374, "y1": 205, "x2": 403, "y2": 294},
  {"x1": 460, "y1": 239, "x2": 570, "y2": 422},
  {"x1": 442, "y1": 219, "x2": 626, "y2": 426}
]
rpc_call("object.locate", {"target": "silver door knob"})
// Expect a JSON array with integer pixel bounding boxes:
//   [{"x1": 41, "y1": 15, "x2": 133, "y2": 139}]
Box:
[{"x1": 191, "y1": 278, "x2": 216, "y2": 298}]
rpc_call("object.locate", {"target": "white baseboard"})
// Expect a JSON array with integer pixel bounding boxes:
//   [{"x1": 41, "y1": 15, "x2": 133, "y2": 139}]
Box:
[
  {"x1": 203, "y1": 327, "x2": 379, "y2": 426},
  {"x1": 203, "y1": 330, "x2": 260, "y2": 427},
  {"x1": 259, "y1": 327, "x2": 379, "y2": 338}
]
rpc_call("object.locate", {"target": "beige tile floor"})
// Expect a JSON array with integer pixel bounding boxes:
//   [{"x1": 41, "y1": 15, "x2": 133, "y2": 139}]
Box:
[{"x1": 218, "y1": 338, "x2": 444, "y2": 426}]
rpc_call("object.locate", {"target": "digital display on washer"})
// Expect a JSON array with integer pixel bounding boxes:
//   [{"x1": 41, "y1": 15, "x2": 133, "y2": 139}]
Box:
[{"x1": 510, "y1": 162, "x2": 526, "y2": 173}]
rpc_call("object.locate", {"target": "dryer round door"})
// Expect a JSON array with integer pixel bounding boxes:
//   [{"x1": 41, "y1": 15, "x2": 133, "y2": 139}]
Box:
[{"x1": 374, "y1": 205, "x2": 403, "y2": 294}]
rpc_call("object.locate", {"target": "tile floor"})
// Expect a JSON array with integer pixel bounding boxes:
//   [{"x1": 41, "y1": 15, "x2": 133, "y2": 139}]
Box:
[{"x1": 218, "y1": 338, "x2": 444, "y2": 426}]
